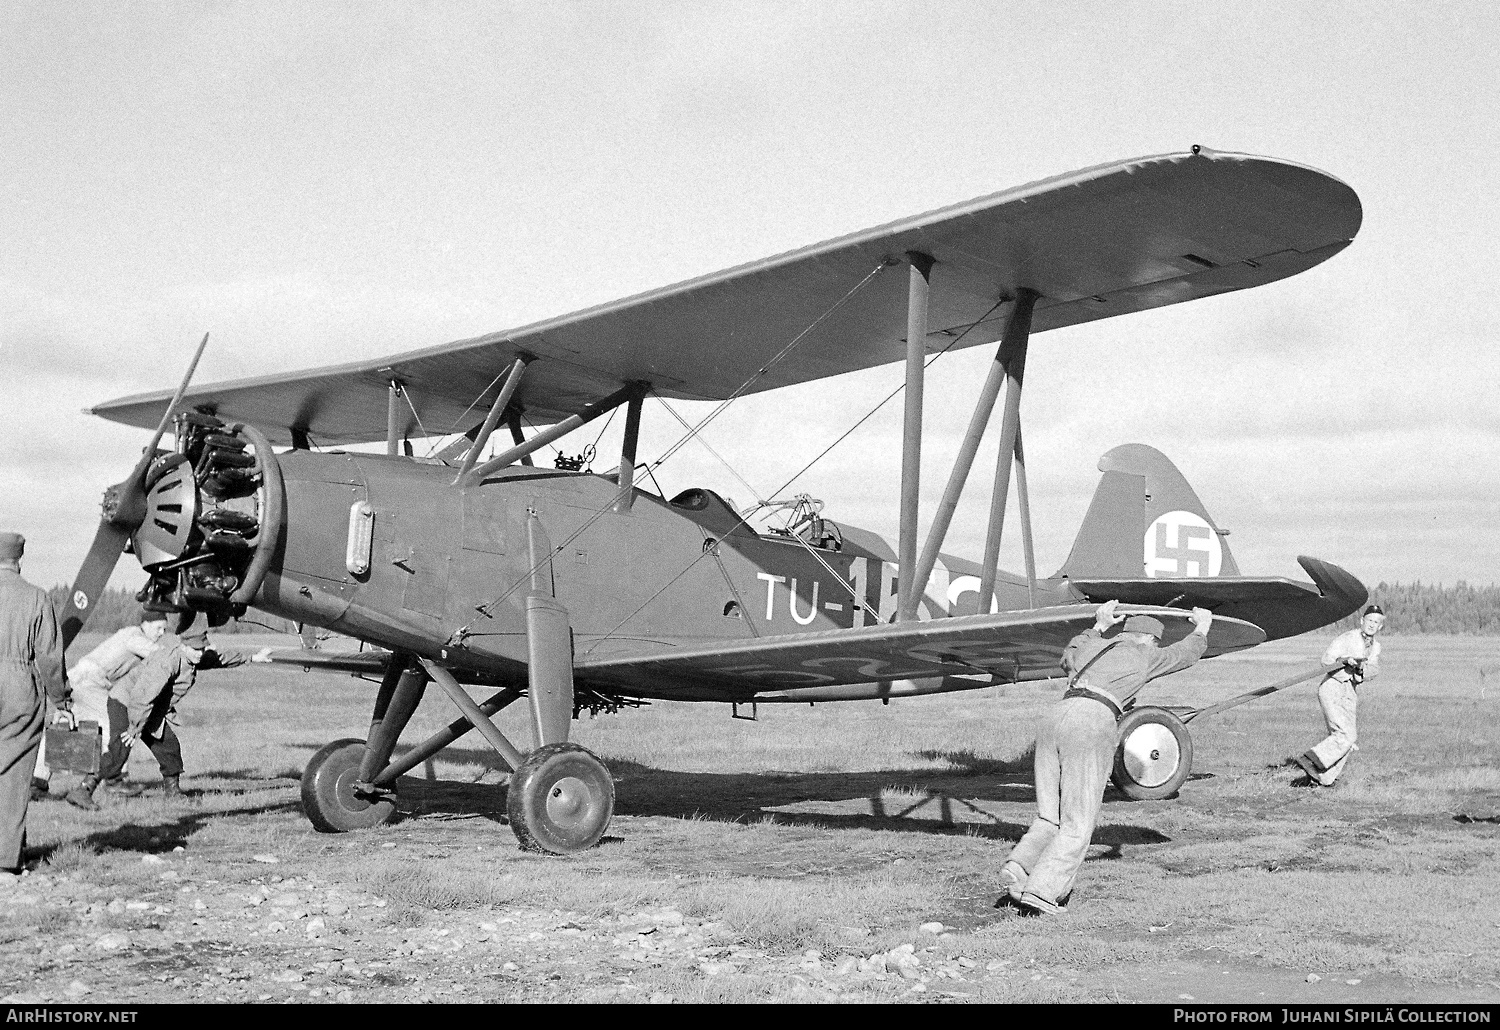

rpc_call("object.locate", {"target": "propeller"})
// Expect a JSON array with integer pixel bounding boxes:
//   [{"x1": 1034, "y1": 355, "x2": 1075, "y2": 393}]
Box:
[{"x1": 60, "y1": 333, "x2": 211, "y2": 647}]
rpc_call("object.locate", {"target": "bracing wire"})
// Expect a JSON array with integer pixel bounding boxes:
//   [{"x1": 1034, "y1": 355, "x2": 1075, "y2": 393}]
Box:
[
  {"x1": 578, "y1": 295, "x2": 1010, "y2": 656},
  {"x1": 652, "y1": 393, "x2": 769, "y2": 509},
  {"x1": 521, "y1": 413, "x2": 565, "y2": 460},
  {"x1": 422, "y1": 366, "x2": 510, "y2": 458},
  {"x1": 400, "y1": 385, "x2": 432, "y2": 442},
  {"x1": 450, "y1": 263, "x2": 893, "y2": 639},
  {"x1": 585, "y1": 403, "x2": 620, "y2": 459},
  {"x1": 646, "y1": 260, "x2": 888, "y2": 472}
]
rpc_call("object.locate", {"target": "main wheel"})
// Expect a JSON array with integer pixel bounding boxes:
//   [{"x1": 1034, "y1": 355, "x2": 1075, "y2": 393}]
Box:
[
  {"x1": 301, "y1": 738, "x2": 397, "y2": 833},
  {"x1": 1112, "y1": 707, "x2": 1193, "y2": 801},
  {"x1": 506, "y1": 743, "x2": 614, "y2": 855}
]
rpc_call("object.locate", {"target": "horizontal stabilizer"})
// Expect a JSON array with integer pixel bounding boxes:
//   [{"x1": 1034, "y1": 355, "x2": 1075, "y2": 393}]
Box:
[{"x1": 1070, "y1": 556, "x2": 1367, "y2": 641}]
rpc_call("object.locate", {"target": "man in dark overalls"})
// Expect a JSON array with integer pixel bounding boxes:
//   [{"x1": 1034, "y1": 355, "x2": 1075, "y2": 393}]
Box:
[
  {"x1": 1000, "y1": 599, "x2": 1212, "y2": 914},
  {"x1": 0, "y1": 532, "x2": 66, "y2": 879},
  {"x1": 67, "y1": 622, "x2": 267, "y2": 808}
]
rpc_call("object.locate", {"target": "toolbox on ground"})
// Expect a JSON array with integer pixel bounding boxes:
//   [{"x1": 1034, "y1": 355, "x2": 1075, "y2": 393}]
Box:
[{"x1": 44, "y1": 720, "x2": 102, "y2": 775}]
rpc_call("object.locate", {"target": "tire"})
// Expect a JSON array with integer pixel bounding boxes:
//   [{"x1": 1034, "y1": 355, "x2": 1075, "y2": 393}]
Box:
[
  {"x1": 506, "y1": 743, "x2": 615, "y2": 855},
  {"x1": 300, "y1": 738, "x2": 397, "y2": 833},
  {"x1": 1112, "y1": 707, "x2": 1193, "y2": 801}
]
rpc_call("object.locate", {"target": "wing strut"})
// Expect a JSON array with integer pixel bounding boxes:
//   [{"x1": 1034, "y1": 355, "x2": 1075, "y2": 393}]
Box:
[
  {"x1": 977, "y1": 288, "x2": 1038, "y2": 610},
  {"x1": 453, "y1": 355, "x2": 531, "y2": 485},
  {"x1": 505, "y1": 411, "x2": 534, "y2": 466},
  {"x1": 1014, "y1": 425, "x2": 1038, "y2": 606},
  {"x1": 896, "y1": 252, "x2": 935, "y2": 622},
  {"x1": 910, "y1": 289, "x2": 1037, "y2": 611},
  {"x1": 611, "y1": 387, "x2": 646, "y2": 512},
  {"x1": 385, "y1": 377, "x2": 403, "y2": 455},
  {"x1": 461, "y1": 383, "x2": 639, "y2": 484}
]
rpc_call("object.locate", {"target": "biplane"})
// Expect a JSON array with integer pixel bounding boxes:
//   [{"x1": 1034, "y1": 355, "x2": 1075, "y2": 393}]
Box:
[{"x1": 66, "y1": 146, "x2": 1365, "y2": 853}]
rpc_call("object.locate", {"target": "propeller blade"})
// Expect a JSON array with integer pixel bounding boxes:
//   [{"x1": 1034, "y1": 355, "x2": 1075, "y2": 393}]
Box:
[
  {"x1": 60, "y1": 520, "x2": 133, "y2": 648},
  {"x1": 145, "y1": 332, "x2": 210, "y2": 457},
  {"x1": 63, "y1": 332, "x2": 212, "y2": 645}
]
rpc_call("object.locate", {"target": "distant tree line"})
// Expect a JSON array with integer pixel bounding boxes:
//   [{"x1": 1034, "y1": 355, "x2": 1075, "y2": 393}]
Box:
[
  {"x1": 47, "y1": 587, "x2": 295, "y2": 636},
  {"x1": 1329, "y1": 581, "x2": 1500, "y2": 635}
]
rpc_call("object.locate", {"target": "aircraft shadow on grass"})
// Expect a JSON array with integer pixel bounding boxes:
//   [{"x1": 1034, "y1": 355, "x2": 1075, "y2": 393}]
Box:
[
  {"x1": 281, "y1": 741, "x2": 1171, "y2": 847},
  {"x1": 27, "y1": 799, "x2": 301, "y2": 866}
]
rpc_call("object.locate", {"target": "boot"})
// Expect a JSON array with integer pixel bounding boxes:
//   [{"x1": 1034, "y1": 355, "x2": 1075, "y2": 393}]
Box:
[
  {"x1": 66, "y1": 775, "x2": 100, "y2": 811},
  {"x1": 160, "y1": 776, "x2": 182, "y2": 798},
  {"x1": 30, "y1": 777, "x2": 49, "y2": 802}
]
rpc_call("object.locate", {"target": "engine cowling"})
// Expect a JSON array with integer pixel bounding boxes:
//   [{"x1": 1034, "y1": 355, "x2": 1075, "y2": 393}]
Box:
[{"x1": 133, "y1": 412, "x2": 283, "y2": 625}]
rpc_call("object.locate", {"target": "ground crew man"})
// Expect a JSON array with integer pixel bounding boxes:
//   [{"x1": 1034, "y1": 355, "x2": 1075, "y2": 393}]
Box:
[
  {"x1": 0, "y1": 532, "x2": 66, "y2": 878},
  {"x1": 1291, "y1": 604, "x2": 1385, "y2": 788},
  {"x1": 33, "y1": 610, "x2": 168, "y2": 800},
  {"x1": 67, "y1": 622, "x2": 268, "y2": 808},
  {"x1": 1000, "y1": 599, "x2": 1213, "y2": 915}
]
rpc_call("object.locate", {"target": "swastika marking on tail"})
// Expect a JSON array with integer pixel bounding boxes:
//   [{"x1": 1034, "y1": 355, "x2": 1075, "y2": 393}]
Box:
[{"x1": 1144, "y1": 510, "x2": 1221, "y2": 577}]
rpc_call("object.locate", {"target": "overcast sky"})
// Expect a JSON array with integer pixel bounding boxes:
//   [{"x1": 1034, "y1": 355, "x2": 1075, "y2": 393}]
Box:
[{"x1": 3, "y1": 1, "x2": 1497, "y2": 596}]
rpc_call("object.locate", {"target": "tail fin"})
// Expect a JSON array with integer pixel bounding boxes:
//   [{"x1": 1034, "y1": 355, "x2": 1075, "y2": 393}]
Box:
[{"x1": 1056, "y1": 444, "x2": 1239, "y2": 580}]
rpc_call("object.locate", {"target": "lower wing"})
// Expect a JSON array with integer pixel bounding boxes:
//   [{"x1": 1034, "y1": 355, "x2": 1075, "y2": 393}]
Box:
[{"x1": 577, "y1": 605, "x2": 1264, "y2": 702}]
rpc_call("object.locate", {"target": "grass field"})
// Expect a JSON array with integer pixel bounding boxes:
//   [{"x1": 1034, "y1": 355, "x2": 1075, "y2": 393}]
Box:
[{"x1": 7, "y1": 632, "x2": 1500, "y2": 1003}]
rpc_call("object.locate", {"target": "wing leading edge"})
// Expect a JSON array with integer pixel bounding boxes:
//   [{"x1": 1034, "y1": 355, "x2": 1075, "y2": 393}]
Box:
[
  {"x1": 576, "y1": 605, "x2": 1266, "y2": 703},
  {"x1": 92, "y1": 148, "x2": 1361, "y2": 446}
]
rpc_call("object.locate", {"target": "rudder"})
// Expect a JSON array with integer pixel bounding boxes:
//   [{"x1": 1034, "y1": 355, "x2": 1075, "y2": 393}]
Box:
[{"x1": 1056, "y1": 444, "x2": 1239, "y2": 580}]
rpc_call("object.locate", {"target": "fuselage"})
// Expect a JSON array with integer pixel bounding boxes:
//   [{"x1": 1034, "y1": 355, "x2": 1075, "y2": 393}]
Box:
[{"x1": 253, "y1": 452, "x2": 1078, "y2": 690}]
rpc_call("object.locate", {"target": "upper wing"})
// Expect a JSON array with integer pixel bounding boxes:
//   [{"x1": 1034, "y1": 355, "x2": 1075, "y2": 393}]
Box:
[
  {"x1": 577, "y1": 605, "x2": 1265, "y2": 702},
  {"x1": 92, "y1": 149, "x2": 1360, "y2": 446}
]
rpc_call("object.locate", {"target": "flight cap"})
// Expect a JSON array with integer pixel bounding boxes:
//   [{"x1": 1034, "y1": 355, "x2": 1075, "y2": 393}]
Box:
[
  {"x1": 1123, "y1": 614, "x2": 1165, "y2": 639},
  {"x1": 0, "y1": 532, "x2": 23, "y2": 560},
  {"x1": 179, "y1": 619, "x2": 209, "y2": 649}
]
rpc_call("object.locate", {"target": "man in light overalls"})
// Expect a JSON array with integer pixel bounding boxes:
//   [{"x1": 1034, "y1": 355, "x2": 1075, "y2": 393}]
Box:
[
  {"x1": 1292, "y1": 604, "x2": 1385, "y2": 788},
  {"x1": 33, "y1": 610, "x2": 167, "y2": 799}
]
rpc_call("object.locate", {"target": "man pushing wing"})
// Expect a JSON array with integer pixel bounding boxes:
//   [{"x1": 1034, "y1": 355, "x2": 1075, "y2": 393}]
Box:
[{"x1": 1001, "y1": 599, "x2": 1212, "y2": 915}]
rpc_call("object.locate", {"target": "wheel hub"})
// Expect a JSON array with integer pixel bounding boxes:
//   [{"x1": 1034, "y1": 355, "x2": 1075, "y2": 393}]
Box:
[
  {"x1": 1122, "y1": 723, "x2": 1181, "y2": 788},
  {"x1": 545, "y1": 776, "x2": 590, "y2": 824}
]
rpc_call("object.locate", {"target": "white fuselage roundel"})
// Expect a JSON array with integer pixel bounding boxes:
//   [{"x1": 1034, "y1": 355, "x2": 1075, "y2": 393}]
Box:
[{"x1": 1144, "y1": 510, "x2": 1221, "y2": 578}]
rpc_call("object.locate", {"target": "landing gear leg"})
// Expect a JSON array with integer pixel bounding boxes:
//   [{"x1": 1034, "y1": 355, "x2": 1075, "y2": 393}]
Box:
[{"x1": 504, "y1": 513, "x2": 615, "y2": 854}]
